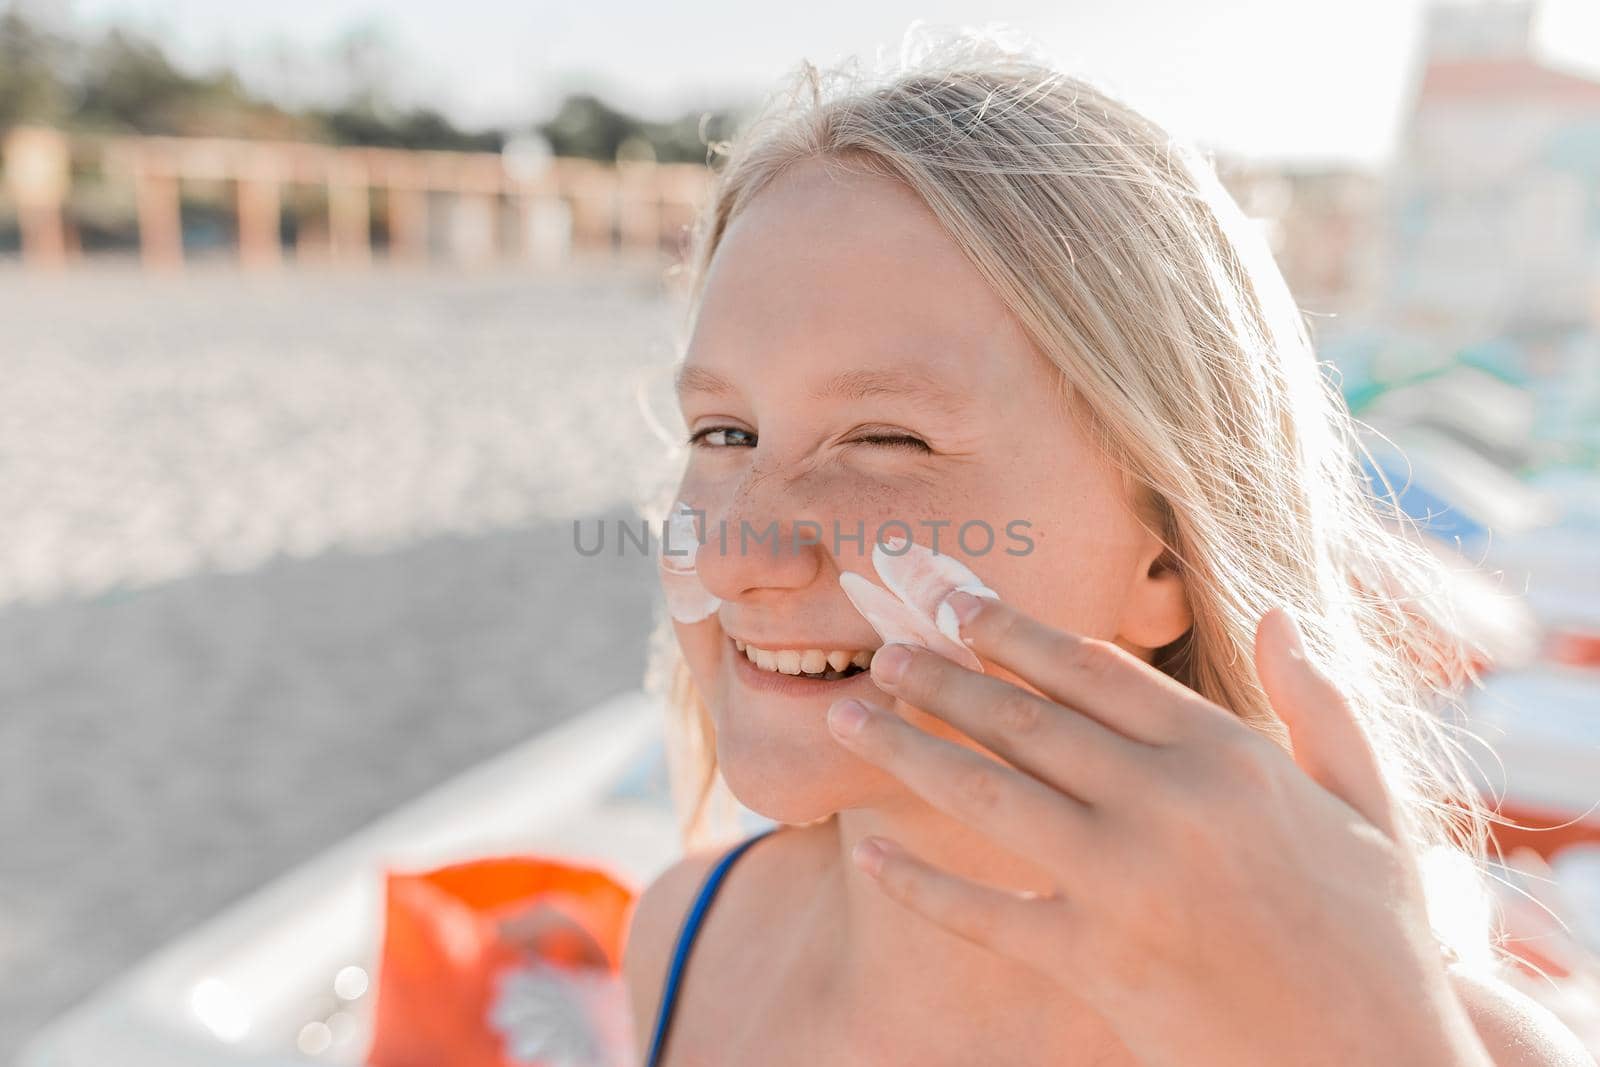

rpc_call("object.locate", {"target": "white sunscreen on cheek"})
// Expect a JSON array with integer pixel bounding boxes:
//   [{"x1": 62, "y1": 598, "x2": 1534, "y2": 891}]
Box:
[
  {"x1": 658, "y1": 500, "x2": 722, "y2": 623},
  {"x1": 872, "y1": 535, "x2": 1001, "y2": 645},
  {"x1": 837, "y1": 536, "x2": 1001, "y2": 672}
]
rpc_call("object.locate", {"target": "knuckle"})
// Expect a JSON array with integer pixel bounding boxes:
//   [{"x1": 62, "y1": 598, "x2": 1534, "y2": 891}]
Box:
[
  {"x1": 857, "y1": 708, "x2": 900, "y2": 753},
  {"x1": 1077, "y1": 911, "x2": 1154, "y2": 999},
  {"x1": 986, "y1": 605, "x2": 1025, "y2": 650},
  {"x1": 991, "y1": 688, "x2": 1046, "y2": 738},
  {"x1": 1028, "y1": 899, "x2": 1078, "y2": 968},
  {"x1": 1146, "y1": 742, "x2": 1203, "y2": 795},
  {"x1": 1064, "y1": 637, "x2": 1121, "y2": 683},
  {"x1": 960, "y1": 899, "x2": 1000, "y2": 946},
  {"x1": 900, "y1": 647, "x2": 942, "y2": 692},
  {"x1": 953, "y1": 761, "x2": 1006, "y2": 816},
  {"x1": 1153, "y1": 730, "x2": 1281, "y2": 852},
  {"x1": 1161, "y1": 799, "x2": 1222, "y2": 859},
  {"x1": 882, "y1": 862, "x2": 918, "y2": 907},
  {"x1": 1215, "y1": 728, "x2": 1279, "y2": 791}
]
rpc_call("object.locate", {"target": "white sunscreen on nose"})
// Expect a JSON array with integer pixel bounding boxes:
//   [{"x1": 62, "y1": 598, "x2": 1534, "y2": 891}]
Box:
[
  {"x1": 658, "y1": 500, "x2": 722, "y2": 623},
  {"x1": 838, "y1": 535, "x2": 1000, "y2": 672}
]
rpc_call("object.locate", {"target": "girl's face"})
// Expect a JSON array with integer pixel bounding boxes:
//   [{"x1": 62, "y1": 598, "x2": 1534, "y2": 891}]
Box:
[{"x1": 669, "y1": 156, "x2": 1190, "y2": 823}]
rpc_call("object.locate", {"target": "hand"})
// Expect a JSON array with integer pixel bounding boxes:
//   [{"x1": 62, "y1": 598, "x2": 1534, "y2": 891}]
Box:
[{"x1": 825, "y1": 594, "x2": 1495, "y2": 1067}]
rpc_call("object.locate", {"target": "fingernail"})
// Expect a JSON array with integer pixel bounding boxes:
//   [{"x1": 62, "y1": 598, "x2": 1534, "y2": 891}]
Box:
[
  {"x1": 871, "y1": 642, "x2": 913, "y2": 684},
  {"x1": 828, "y1": 698, "x2": 869, "y2": 736},
  {"x1": 935, "y1": 589, "x2": 988, "y2": 644},
  {"x1": 852, "y1": 836, "x2": 886, "y2": 876},
  {"x1": 947, "y1": 589, "x2": 987, "y2": 622}
]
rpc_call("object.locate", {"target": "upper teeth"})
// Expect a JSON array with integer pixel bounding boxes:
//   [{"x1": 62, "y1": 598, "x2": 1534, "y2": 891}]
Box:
[{"x1": 735, "y1": 639, "x2": 874, "y2": 675}]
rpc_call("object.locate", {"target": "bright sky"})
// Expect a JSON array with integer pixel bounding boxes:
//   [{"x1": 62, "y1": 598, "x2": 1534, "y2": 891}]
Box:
[{"x1": 59, "y1": 0, "x2": 1600, "y2": 167}]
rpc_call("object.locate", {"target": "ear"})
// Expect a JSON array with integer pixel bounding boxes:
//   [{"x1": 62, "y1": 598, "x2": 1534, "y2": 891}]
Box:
[{"x1": 1119, "y1": 538, "x2": 1192, "y2": 651}]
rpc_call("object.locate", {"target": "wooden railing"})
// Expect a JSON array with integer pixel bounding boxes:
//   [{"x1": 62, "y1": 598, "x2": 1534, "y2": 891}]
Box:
[{"x1": 1, "y1": 125, "x2": 714, "y2": 270}]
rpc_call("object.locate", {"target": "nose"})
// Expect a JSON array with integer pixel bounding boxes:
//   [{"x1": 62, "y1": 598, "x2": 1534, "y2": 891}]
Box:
[{"x1": 693, "y1": 459, "x2": 829, "y2": 603}]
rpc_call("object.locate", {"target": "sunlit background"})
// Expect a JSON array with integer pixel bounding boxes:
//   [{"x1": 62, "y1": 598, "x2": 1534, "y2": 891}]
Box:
[{"x1": 3, "y1": 0, "x2": 1599, "y2": 1063}]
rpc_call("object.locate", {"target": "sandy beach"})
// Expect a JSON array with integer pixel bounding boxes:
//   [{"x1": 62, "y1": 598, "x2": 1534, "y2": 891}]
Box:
[{"x1": 0, "y1": 259, "x2": 687, "y2": 1058}]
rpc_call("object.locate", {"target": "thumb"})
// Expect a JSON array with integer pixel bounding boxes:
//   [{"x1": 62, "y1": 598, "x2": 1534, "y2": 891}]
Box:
[{"x1": 1254, "y1": 607, "x2": 1399, "y2": 837}]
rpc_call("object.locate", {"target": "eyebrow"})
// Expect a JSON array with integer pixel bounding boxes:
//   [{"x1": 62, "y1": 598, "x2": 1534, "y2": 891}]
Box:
[
  {"x1": 674, "y1": 363, "x2": 971, "y2": 419},
  {"x1": 673, "y1": 363, "x2": 738, "y2": 399}
]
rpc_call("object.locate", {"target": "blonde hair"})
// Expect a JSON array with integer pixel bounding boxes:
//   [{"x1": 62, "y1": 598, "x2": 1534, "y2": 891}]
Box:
[{"x1": 641, "y1": 25, "x2": 1515, "y2": 969}]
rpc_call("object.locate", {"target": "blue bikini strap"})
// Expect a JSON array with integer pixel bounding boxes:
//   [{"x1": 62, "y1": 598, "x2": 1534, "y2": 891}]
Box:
[{"x1": 642, "y1": 826, "x2": 780, "y2": 1066}]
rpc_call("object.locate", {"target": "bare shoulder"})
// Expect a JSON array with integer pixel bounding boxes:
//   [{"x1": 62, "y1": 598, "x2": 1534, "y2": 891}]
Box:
[
  {"x1": 620, "y1": 844, "x2": 728, "y2": 1056},
  {"x1": 1448, "y1": 962, "x2": 1594, "y2": 1067}
]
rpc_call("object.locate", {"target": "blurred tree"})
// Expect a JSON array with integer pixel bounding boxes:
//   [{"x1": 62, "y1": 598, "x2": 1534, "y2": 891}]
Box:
[
  {"x1": 0, "y1": 10, "x2": 71, "y2": 127},
  {"x1": 309, "y1": 102, "x2": 502, "y2": 152},
  {"x1": 74, "y1": 28, "x2": 307, "y2": 138},
  {"x1": 0, "y1": 8, "x2": 746, "y2": 161},
  {"x1": 536, "y1": 93, "x2": 636, "y2": 161},
  {"x1": 533, "y1": 92, "x2": 748, "y2": 163},
  {"x1": 641, "y1": 106, "x2": 748, "y2": 164}
]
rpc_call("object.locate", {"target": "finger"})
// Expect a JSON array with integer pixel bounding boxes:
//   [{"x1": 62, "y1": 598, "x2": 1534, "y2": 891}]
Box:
[
  {"x1": 1254, "y1": 607, "x2": 1399, "y2": 837},
  {"x1": 940, "y1": 591, "x2": 1224, "y2": 746},
  {"x1": 827, "y1": 697, "x2": 1097, "y2": 869},
  {"x1": 839, "y1": 569, "x2": 981, "y2": 670},
  {"x1": 867, "y1": 641, "x2": 1149, "y2": 805},
  {"x1": 853, "y1": 835, "x2": 1065, "y2": 970}
]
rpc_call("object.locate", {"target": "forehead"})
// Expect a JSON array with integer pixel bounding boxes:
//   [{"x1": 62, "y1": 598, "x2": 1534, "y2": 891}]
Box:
[{"x1": 683, "y1": 157, "x2": 1032, "y2": 389}]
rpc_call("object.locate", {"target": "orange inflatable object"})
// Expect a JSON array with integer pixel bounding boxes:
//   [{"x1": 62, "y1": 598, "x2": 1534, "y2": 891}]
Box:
[{"x1": 366, "y1": 854, "x2": 639, "y2": 1067}]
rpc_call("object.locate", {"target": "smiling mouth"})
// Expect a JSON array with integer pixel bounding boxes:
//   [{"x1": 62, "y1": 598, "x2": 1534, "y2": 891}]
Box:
[{"x1": 733, "y1": 637, "x2": 875, "y2": 681}]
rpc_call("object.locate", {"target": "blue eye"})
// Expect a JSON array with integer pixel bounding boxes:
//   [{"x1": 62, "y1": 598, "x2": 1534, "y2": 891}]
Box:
[{"x1": 686, "y1": 426, "x2": 756, "y2": 448}]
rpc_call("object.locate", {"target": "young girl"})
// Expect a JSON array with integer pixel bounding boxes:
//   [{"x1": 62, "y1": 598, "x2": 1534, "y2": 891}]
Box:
[{"x1": 622, "y1": 28, "x2": 1591, "y2": 1067}]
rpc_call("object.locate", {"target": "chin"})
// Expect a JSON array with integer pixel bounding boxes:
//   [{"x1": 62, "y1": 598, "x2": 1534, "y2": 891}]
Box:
[
  {"x1": 705, "y1": 678, "x2": 891, "y2": 824},
  {"x1": 715, "y1": 732, "x2": 861, "y2": 824},
  {"x1": 681, "y1": 635, "x2": 905, "y2": 822}
]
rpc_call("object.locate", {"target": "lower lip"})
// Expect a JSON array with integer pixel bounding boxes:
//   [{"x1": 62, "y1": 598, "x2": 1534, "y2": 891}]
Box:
[{"x1": 728, "y1": 638, "x2": 882, "y2": 698}]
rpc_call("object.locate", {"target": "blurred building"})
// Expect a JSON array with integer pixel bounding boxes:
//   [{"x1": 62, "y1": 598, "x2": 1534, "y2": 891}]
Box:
[
  {"x1": 1217, "y1": 159, "x2": 1385, "y2": 321},
  {"x1": 1383, "y1": 0, "x2": 1600, "y2": 351},
  {"x1": 1219, "y1": 0, "x2": 1600, "y2": 372}
]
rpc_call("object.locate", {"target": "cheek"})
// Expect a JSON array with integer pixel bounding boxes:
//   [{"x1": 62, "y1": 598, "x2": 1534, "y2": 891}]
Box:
[
  {"x1": 1008, "y1": 517, "x2": 1151, "y2": 643},
  {"x1": 673, "y1": 618, "x2": 726, "y2": 693},
  {"x1": 971, "y1": 456, "x2": 1153, "y2": 641}
]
